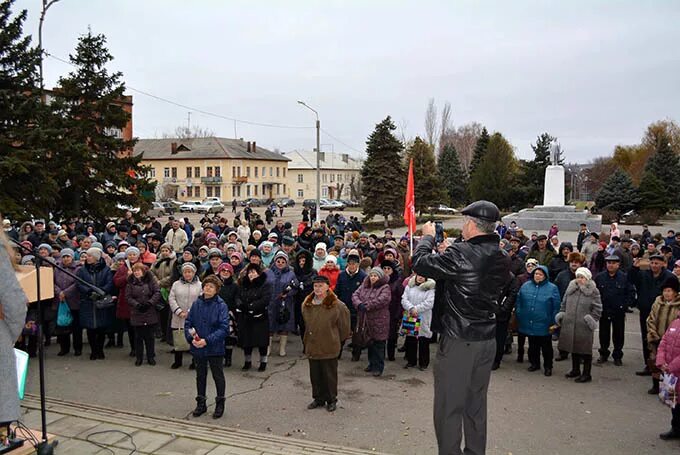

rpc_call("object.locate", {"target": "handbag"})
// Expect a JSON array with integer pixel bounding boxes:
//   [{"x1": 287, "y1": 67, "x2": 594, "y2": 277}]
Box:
[
  {"x1": 659, "y1": 373, "x2": 678, "y2": 408},
  {"x1": 92, "y1": 293, "x2": 116, "y2": 310},
  {"x1": 352, "y1": 310, "x2": 373, "y2": 348},
  {"x1": 277, "y1": 299, "x2": 291, "y2": 325},
  {"x1": 172, "y1": 328, "x2": 190, "y2": 352},
  {"x1": 400, "y1": 310, "x2": 421, "y2": 337},
  {"x1": 57, "y1": 300, "x2": 73, "y2": 327}
]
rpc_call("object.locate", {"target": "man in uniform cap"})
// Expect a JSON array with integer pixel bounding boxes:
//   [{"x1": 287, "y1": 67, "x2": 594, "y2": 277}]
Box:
[{"x1": 413, "y1": 200, "x2": 510, "y2": 455}]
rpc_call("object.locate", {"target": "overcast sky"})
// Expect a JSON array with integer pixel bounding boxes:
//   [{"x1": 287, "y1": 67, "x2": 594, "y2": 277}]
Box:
[{"x1": 15, "y1": 0, "x2": 680, "y2": 162}]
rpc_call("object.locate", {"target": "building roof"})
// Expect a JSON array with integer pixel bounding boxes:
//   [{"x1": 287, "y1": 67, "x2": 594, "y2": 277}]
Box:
[
  {"x1": 134, "y1": 138, "x2": 290, "y2": 162},
  {"x1": 283, "y1": 150, "x2": 362, "y2": 170}
]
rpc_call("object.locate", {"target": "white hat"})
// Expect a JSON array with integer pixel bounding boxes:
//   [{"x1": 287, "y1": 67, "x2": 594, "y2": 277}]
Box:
[
  {"x1": 325, "y1": 255, "x2": 337, "y2": 265},
  {"x1": 575, "y1": 267, "x2": 592, "y2": 281},
  {"x1": 315, "y1": 242, "x2": 327, "y2": 251}
]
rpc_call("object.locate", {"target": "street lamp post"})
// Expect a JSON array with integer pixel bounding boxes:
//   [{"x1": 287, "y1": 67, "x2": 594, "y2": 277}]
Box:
[{"x1": 297, "y1": 100, "x2": 321, "y2": 223}]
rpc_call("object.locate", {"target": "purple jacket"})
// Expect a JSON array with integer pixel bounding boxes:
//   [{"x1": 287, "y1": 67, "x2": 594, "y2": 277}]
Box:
[
  {"x1": 54, "y1": 260, "x2": 81, "y2": 310},
  {"x1": 352, "y1": 275, "x2": 391, "y2": 341}
]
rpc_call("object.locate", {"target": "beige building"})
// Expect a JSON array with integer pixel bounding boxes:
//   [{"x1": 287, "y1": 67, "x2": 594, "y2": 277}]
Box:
[
  {"x1": 134, "y1": 138, "x2": 290, "y2": 201},
  {"x1": 283, "y1": 150, "x2": 362, "y2": 202}
]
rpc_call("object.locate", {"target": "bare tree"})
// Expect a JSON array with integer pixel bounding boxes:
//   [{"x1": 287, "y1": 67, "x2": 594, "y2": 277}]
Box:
[
  {"x1": 439, "y1": 101, "x2": 452, "y2": 144},
  {"x1": 440, "y1": 122, "x2": 483, "y2": 171},
  {"x1": 163, "y1": 125, "x2": 215, "y2": 139},
  {"x1": 424, "y1": 98, "x2": 438, "y2": 149}
]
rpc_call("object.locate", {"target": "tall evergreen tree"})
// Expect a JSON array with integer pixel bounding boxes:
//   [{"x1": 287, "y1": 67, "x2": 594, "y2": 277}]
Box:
[
  {"x1": 0, "y1": 0, "x2": 57, "y2": 219},
  {"x1": 468, "y1": 126, "x2": 490, "y2": 177},
  {"x1": 438, "y1": 143, "x2": 467, "y2": 207},
  {"x1": 520, "y1": 133, "x2": 558, "y2": 205},
  {"x1": 406, "y1": 137, "x2": 445, "y2": 214},
  {"x1": 361, "y1": 116, "x2": 405, "y2": 224},
  {"x1": 644, "y1": 131, "x2": 680, "y2": 207},
  {"x1": 468, "y1": 133, "x2": 517, "y2": 209},
  {"x1": 595, "y1": 169, "x2": 638, "y2": 218},
  {"x1": 636, "y1": 171, "x2": 670, "y2": 220},
  {"x1": 48, "y1": 30, "x2": 155, "y2": 220}
]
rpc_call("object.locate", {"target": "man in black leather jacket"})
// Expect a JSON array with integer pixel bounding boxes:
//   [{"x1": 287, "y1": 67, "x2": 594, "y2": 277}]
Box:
[{"x1": 413, "y1": 200, "x2": 510, "y2": 455}]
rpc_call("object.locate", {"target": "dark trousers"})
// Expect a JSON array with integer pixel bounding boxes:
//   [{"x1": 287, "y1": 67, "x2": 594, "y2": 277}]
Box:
[
  {"x1": 639, "y1": 309, "x2": 651, "y2": 364},
  {"x1": 309, "y1": 358, "x2": 339, "y2": 404},
  {"x1": 86, "y1": 328, "x2": 106, "y2": 356},
  {"x1": 599, "y1": 312, "x2": 625, "y2": 360},
  {"x1": 243, "y1": 346, "x2": 268, "y2": 361},
  {"x1": 494, "y1": 320, "x2": 509, "y2": 364},
  {"x1": 195, "y1": 355, "x2": 226, "y2": 398},
  {"x1": 672, "y1": 402, "x2": 680, "y2": 430},
  {"x1": 528, "y1": 335, "x2": 553, "y2": 369},
  {"x1": 57, "y1": 309, "x2": 82, "y2": 354},
  {"x1": 295, "y1": 300, "x2": 305, "y2": 340},
  {"x1": 434, "y1": 336, "x2": 495, "y2": 455},
  {"x1": 405, "y1": 335, "x2": 431, "y2": 368},
  {"x1": 134, "y1": 324, "x2": 157, "y2": 361},
  {"x1": 517, "y1": 333, "x2": 526, "y2": 356},
  {"x1": 114, "y1": 319, "x2": 135, "y2": 348},
  {"x1": 367, "y1": 340, "x2": 386, "y2": 373},
  {"x1": 387, "y1": 318, "x2": 400, "y2": 360}
]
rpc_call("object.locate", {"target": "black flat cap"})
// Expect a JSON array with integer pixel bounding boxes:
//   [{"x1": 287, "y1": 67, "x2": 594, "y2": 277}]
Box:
[
  {"x1": 536, "y1": 234, "x2": 548, "y2": 241},
  {"x1": 649, "y1": 253, "x2": 666, "y2": 261},
  {"x1": 312, "y1": 275, "x2": 330, "y2": 285},
  {"x1": 461, "y1": 200, "x2": 500, "y2": 222},
  {"x1": 604, "y1": 255, "x2": 621, "y2": 262}
]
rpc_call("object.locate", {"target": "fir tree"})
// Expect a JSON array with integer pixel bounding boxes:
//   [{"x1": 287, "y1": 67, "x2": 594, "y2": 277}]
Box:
[
  {"x1": 360, "y1": 116, "x2": 405, "y2": 225},
  {"x1": 406, "y1": 137, "x2": 446, "y2": 214},
  {"x1": 595, "y1": 169, "x2": 638, "y2": 218},
  {"x1": 468, "y1": 133, "x2": 517, "y2": 209},
  {"x1": 520, "y1": 133, "x2": 557, "y2": 205},
  {"x1": 644, "y1": 132, "x2": 680, "y2": 207},
  {"x1": 438, "y1": 143, "x2": 467, "y2": 207},
  {"x1": 48, "y1": 30, "x2": 155, "y2": 220},
  {"x1": 636, "y1": 171, "x2": 670, "y2": 219},
  {"x1": 0, "y1": 0, "x2": 57, "y2": 219},
  {"x1": 468, "y1": 126, "x2": 490, "y2": 176}
]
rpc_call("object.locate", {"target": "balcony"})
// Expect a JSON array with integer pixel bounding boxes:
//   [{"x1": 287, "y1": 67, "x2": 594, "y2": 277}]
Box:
[
  {"x1": 201, "y1": 176, "x2": 223, "y2": 185},
  {"x1": 163, "y1": 177, "x2": 180, "y2": 184},
  {"x1": 233, "y1": 176, "x2": 248, "y2": 184}
]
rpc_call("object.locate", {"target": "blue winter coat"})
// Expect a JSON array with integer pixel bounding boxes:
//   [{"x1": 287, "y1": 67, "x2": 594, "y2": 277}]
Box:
[
  {"x1": 266, "y1": 264, "x2": 299, "y2": 332},
  {"x1": 77, "y1": 259, "x2": 115, "y2": 330},
  {"x1": 515, "y1": 266, "x2": 561, "y2": 336},
  {"x1": 184, "y1": 294, "x2": 229, "y2": 358}
]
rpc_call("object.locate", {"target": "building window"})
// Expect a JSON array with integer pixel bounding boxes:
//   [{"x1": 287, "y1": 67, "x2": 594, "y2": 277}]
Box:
[
  {"x1": 297, "y1": 189, "x2": 304, "y2": 198},
  {"x1": 283, "y1": 168, "x2": 286, "y2": 178},
  {"x1": 164, "y1": 168, "x2": 170, "y2": 178},
  {"x1": 195, "y1": 186, "x2": 201, "y2": 197},
  {"x1": 270, "y1": 167, "x2": 273, "y2": 177},
  {"x1": 262, "y1": 167, "x2": 265, "y2": 178},
  {"x1": 330, "y1": 174, "x2": 335, "y2": 182},
  {"x1": 276, "y1": 184, "x2": 280, "y2": 195},
  {"x1": 283, "y1": 184, "x2": 286, "y2": 194},
  {"x1": 207, "y1": 166, "x2": 213, "y2": 177},
  {"x1": 322, "y1": 187, "x2": 328, "y2": 197},
  {"x1": 186, "y1": 167, "x2": 192, "y2": 178},
  {"x1": 255, "y1": 167, "x2": 258, "y2": 178},
  {"x1": 215, "y1": 187, "x2": 221, "y2": 198},
  {"x1": 186, "y1": 186, "x2": 192, "y2": 197},
  {"x1": 215, "y1": 166, "x2": 221, "y2": 177},
  {"x1": 297, "y1": 174, "x2": 303, "y2": 183},
  {"x1": 148, "y1": 168, "x2": 156, "y2": 178},
  {"x1": 337, "y1": 174, "x2": 342, "y2": 182},
  {"x1": 232, "y1": 166, "x2": 236, "y2": 178},
  {"x1": 206, "y1": 186, "x2": 213, "y2": 197},
  {"x1": 232, "y1": 186, "x2": 236, "y2": 198},
  {"x1": 322, "y1": 174, "x2": 327, "y2": 183},
  {"x1": 194, "y1": 167, "x2": 200, "y2": 178},
  {"x1": 237, "y1": 186, "x2": 241, "y2": 197},
  {"x1": 247, "y1": 185, "x2": 251, "y2": 197},
  {"x1": 246, "y1": 166, "x2": 251, "y2": 177},
  {"x1": 254, "y1": 185, "x2": 258, "y2": 196},
  {"x1": 262, "y1": 184, "x2": 266, "y2": 195},
  {"x1": 237, "y1": 166, "x2": 241, "y2": 177},
  {"x1": 276, "y1": 167, "x2": 280, "y2": 177}
]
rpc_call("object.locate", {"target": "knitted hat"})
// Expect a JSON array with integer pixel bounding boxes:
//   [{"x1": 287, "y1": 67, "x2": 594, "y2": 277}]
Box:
[
  {"x1": 181, "y1": 262, "x2": 197, "y2": 273},
  {"x1": 113, "y1": 252, "x2": 127, "y2": 262},
  {"x1": 249, "y1": 248, "x2": 262, "y2": 258},
  {"x1": 230, "y1": 251, "x2": 243, "y2": 261},
  {"x1": 274, "y1": 251, "x2": 289, "y2": 263},
  {"x1": 525, "y1": 258, "x2": 539, "y2": 267},
  {"x1": 86, "y1": 247, "x2": 102, "y2": 260},
  {"x1": 315, "y1": 242, "x2": 327, "y2": 251},
  {"x1": 60, "y1": 248, "x2": 75, "y2": 258},
  {"x1": 217, "y1": 262, "x2": 234, "y2": 274},
  {"x1": 21, "y1": 255, "x2": 35, "y2": 265},
  {"x1": 575, "y1": 267, "x2": 592, "y2": 281},
  {"x1": 126, "y1": 246, "x2": 140, "y2": 257},
  {"x1": 369, "y1": 267, "x2": 385, "y2": 279},
  {"x1": 38, "y1": 243, "x2": 52, "y2": 254},
  {"x1": 380, "y1": 259, "x2": 397, "y2": 271},
  {"x1": 208, "y1": 248, "x2": 223, "y2": 258},
  {"x1": 325, "y1": 255, "x2": 337, "y2": 265}
]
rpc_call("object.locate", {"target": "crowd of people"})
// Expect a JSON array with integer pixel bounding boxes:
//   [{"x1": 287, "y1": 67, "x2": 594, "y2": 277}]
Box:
[{"x1": 2, "y1": 209, "x2": 679, "y2": 439}]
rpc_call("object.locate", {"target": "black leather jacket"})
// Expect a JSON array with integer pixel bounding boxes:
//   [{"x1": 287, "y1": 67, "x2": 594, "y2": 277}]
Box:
[{"x1": 413, "y1": 234, "x2": 511, "y2": 341}]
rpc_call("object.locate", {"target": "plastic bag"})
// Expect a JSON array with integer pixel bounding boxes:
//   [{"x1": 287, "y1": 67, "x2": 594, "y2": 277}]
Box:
[
  {"x1": 57, "y1": 300, "x2": 73, "y2": 327},
  {"x1": 400, "y1": 310, "x2": 421, "y2": 337},
  {"x1": 659, "y1": 372, "x2": 678, "y2": 408}
]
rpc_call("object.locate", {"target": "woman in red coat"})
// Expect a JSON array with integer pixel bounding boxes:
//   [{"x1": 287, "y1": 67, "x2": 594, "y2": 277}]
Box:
[
  {"x1": 318, "y1": 255, "x2": 340, "y2": 290},
  {"x1": 352, "y1": 267, "x2": 391, "y2": 376}
]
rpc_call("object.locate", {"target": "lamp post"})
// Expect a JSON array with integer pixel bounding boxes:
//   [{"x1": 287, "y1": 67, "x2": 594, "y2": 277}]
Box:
[{"x1": 297, "y1": 100, "x2": 321, "y2": 223}]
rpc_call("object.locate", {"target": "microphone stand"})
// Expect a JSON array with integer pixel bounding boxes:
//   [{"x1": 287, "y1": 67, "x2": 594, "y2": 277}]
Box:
[{"x1": 10, "y1": 238, "x2": 106, "y2": 455}]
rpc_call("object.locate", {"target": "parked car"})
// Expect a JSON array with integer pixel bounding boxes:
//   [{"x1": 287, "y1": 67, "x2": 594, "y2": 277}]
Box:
[
  {"x1": 197, "y1": 200, "x2": 226, "y2": 214},
  {"x1": 620, "y1": 210, "x2": 638, "y2": 223},
  {"x1": 203, "y1": 197, "x2": 222, "y2": 204},
  {"x1": 145, "y1": 202, "x2": 166, "y2": 217},
  {"x1": 116, "y1": 204, "x2": 140, "y2": 214},
  {"x1": 302, "y1": 199, "x2": 317, "y2": 209},
  {"x1": 240, "y1": 198, "x2": 263, "y2": 207},
  {"x1": 428, "y1": 204, "x2": 457, "y2": 214},
  {"x1": 179, "y1": 201, "x2": 203, "y2": 213},
  {"x1": 158, "y1": 201, "x2": 179, "y2": 215},
  {"x1": 339, "y1": 199, "x2": 359, "y2": 207},
  {"x1": 274, "y1": 198, "x2": 296, "y2": 207},
  {"x1": 320, "y1": 199, "x2": 345, "y2": 211}
]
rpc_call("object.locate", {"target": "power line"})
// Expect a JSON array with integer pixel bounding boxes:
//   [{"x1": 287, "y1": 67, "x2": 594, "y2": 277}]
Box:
[{"x1": 321, "y1": 128, "x2": 364, "y2": 155}]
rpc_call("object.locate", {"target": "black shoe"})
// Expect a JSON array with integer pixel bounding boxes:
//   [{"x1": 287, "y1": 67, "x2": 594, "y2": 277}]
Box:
[
  {"x1": 419, "y1": 366, "x2": 428, "y2": 371},
  {"x1": 504, "y1": 345, "x2": 513, "y2": 355},
  {"x1": 148, "y1": 358, "x2": 156, "y2": 366},
  {"x1": 97, "y1": 352, "x2": 105, "y2": 360},
  {"x1": 116, "y1": 342, "x2": 124, "y2": 348},
  {"x1": 565, "y1": 370, "x2": 581, "y2": 378},
  {"x1": 57, "y1": 350, "x2": 68, "y2": 357},
  {"x1": 527, "y1": 365, "x2": 540, "y2": 372},
  {"x1": 517, "y1": 354, "x2": 524, "y2": 363},
  {"x1": 364, "y1": 366, "x2": 372, "y2": 372},
  {"x1": 387, "y1": 355, "x2": 396, "y2": 361},
  {"x1": 397, "y1": 345, "x2": 407, "y2": 353},
  {"x1": 636, "y1": 367, "x2": 651, "y2": 376},
  {"x1": 596, "y1": 356, "x2": 608, "y2": 364},
  {"x1": 129, "y1": 350, "x2": 136, "y2": 358},
  {"x1": 224, "y1": 357, "x2": 232, "y2": 367},
  {"x1": 307, "y1": 400, "x2": 324, "y2": 410},
  {"x1": 192, "y1": 397, "x2": 207, "y2": 417},
  {"x1": 575, "y1": 374, "x2": 592, "y2": 383},
  {"x1": 648, "y1": 386, "x2": 660, "y2": 395},
  {"x1": 135, "y1": 359, "x2": 143, "y2": 366},
  {"x1": 189, "y1": 361, "x2": 195, "y2": 370},
  {"x1": 491, "y1": 362, "x2": 500, "y2": 371},
  {"x1": 404, "y1": 363, "x2": 416, "y2": 369},
  {"x1": 351, "y1": 354, "x2": 360, "y2": 362},
  {"x1": 613, "y1": 359, "x2": 623, "y2": 366},
  {"x1": 213, "y1": 397, "x2": 225, "y2": 419},
  {"x1": 242, "y1": 361, "x2": 252, "y2": 371},
  {"x1": 105, "y1": 340, "x2": 115, "y2": 348},
  {"x1": 555, "y1": 355, "x2": 568, "y2": 362},
  {"x1": 90, "y1": 353, "x2": 97, "y2": 360},
  {"x1": 544, "y1": 368, "x2": 552, "y2": 377},
  {"x1": 372, "y1": 370, "x2": 382, "y2": 377},
  {"x1": 659, "y1": 428, "x2": 680, "y2": 440},
  {"x1": 326, "y1": 401, "x2": 337, "y2": 412},
  {"x1": 171, "y1": 361, "x2": 182, "y2": 369},
  {"x1": 74, "y1": 350, "x2": 82, "y2": 357},
  {"x1": 224, "y1": 351, "x2": 232, "y2": 367},
  {"x1": 258, "y1": 362, "x2": 267, "y2": 372}
]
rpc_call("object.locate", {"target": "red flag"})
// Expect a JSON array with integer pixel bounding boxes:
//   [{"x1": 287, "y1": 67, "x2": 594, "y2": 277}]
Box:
[{"x1": 404, "y1": 158, "x2": 416, "y2": 235}]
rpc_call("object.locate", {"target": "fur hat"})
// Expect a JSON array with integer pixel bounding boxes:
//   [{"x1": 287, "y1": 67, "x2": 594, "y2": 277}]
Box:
[
  {"x1": 86, "y1": 247, "x2": 102, "y2": 260},
  {"x1": 661, "y1": 275, "x2": 680, "y2": 293},
  {"x1": 380, "y1": 259, "x2": 397, "y2": 271},
  {"x1": 567, "y1": 252, "x2": 585, "y2": 264},
  {"x1": 202, "y1": 275, "x2": 222, "y2": 291},
  {"x1": 575, "y1": 267, "x2": 592, "y2": 281}
]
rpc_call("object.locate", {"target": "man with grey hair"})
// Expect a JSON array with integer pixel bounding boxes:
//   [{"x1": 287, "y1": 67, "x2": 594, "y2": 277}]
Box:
[{"x1": 413, "y1": 200, "x2": 510, "y2": 455}]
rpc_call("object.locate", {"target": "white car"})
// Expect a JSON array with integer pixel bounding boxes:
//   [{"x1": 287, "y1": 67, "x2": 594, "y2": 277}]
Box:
[
  {"x1": 116, "y1": 204, "x2": 140, "y2": 214},
  {"x1": 197, "y1": 200, "x2": 226, "y2": 214},
  {"x1": 428, "y1": 204, "x2": 457, "y2": 214},
  {"x1": 320, "y1": 199, "x2": 346, "y2": 211},
  {"x1": 179, "y1": 201, "x2": 202, "y2": 212}
]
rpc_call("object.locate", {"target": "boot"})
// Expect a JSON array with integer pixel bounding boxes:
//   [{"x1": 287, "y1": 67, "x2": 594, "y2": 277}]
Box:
[
  {"x1": 258, "y1": 362, "x2": 267, "y2": 372},
  {"x1": 171, "y1": 352, "x2": 182, "y2": 369},
  {"x1": 555, "y1": 351, "x2": 569, "y2": 362},
  {"x1": 575, "y1": 356, "x2": 592, "y2": 383},
  {"x1": 648, "y1": 378, "x2": 660, "y2": 395},
  {"x1": 516, "y1": 348, "x2": 524, "y2": 363},
  {"x1": 279, "y1": 335, "x2": 288, "y2": 357},
  {"x1": 267, "y1": 336, "x2": 273, "y2": 356},
  {"x1": 565, "y1": 356, "x2": 581, "y2": 378},
  {"x1": 192, "y1": 396, "x2": 207, "y2": 417},
  {"x1": 224, "y1": 349, "x2": 232, "y2": 367},
  {"x1": 213, "y1": 397, "x2": 225, "y2": 419},
  {"x1": 659, "y1": 428, "x2": 680, "y2": 440},
  {"x1": 242, "y1": 361, "x2": 252, "y2": 371}
]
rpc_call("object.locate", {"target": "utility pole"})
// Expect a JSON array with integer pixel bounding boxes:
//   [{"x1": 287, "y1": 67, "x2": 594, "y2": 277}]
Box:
[
  {"x1": 297, "y1": 101, "x2": 321, "y2": 223},
  {"x1": 38, "y1": 0, "x2": 61, "y2": 99},
  {"x1": 187, "y1": 111, "x2": 191, "y2": 131}
]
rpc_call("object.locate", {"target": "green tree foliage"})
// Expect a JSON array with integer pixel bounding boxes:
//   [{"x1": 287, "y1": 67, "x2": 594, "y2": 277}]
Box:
[
  {"x1": 519, "y1": 133, "x2": 557, "y2": 205},
  {"x1": 48, "y1": 30, "x2": 155, "y2": 221},
  {"x1": 636, "y1": 171, "x2": 670, "y2": 220},
  {"x1": 644, "y1": 131, "x2": 680, "y2": 207},
  {"x1": 468, "y1": 133, "x2": 517, "y2": 209},
  {"x1": 361, "y1": 116, "x2": 405, "y2": 224},
  {"x1": 405, "y1": 137, "x2": 446, "y2": 214},
  {"x1": 438, "y1": 143, "x2": 467, "y2": 207},
  {"x1": 0, "y1": 0, "x2": 57, "y2": 219},
  {"x1": 468, "y1": 126, "x2": 489, "y2": 177},
  {"x1": 595, "y1": 169, "x2": 638, "y2": 218}
]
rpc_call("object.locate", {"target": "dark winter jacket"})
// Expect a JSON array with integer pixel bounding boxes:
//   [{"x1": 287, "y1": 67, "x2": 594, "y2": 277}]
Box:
[
  {"x1": 53, "y1": 260, "x2": 80, "y2": 310},
  {"x1": 554, "y1": 268, "x2": 576, "y2": 299},
  {"x1": 412, "y1": 234, "x2": 511, "y2": 341},
  {"x1": 548, "y1": 256, "x2": 569, "y2": 283},
  {"x1": 126, "y1": 271, "x2": 161, "y2": 327},
  {"x1": 515, "y1": 266, "x2": 561, "y2": 337},
  {"x1": 113, "y1": 262, "x2": 137, "y2": 320},
  {"x1": 77, "y1": 259, "x2": 115, "y2": 330},
  {"x1": 352, "y1": 275, "x2": 391, "y2": 341},
  {"x1": 293, "y1": 249, "x2": 317, "y2": 310},
  {"x1": 266, "y1": 262, "x2": 299, "y2": 333},
  {"x1": 336, "y1": 268, "x2": 367, "y2": 323},
  {"x1": 387, "y1": 271, "x2": 404, "y2": 322},
  {"x1": 628, "y1": 266, "x2": 674, "y2": 314},
  {"x1": 184, "y1": 293, "x2": 229, "y2": 357},
  {"x1": 594, "y1": 270, "x2": 634, "y2": 315},
  {"x1": 218, "y1": 276, "x2": 239, "y2": 311},
  {"x1": 237, "y1": 272, "x2": 272, "y2": 348},
  {"x1": 496, "y1": 272, "x2": 520, "y2": 323}
]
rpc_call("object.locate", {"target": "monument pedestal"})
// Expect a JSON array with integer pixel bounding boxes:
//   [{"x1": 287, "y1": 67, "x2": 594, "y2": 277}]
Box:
[{"x1": 502, "y1": 205, "x2": 601, "y2": 232}]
